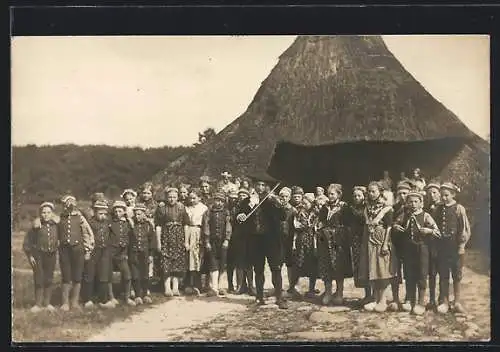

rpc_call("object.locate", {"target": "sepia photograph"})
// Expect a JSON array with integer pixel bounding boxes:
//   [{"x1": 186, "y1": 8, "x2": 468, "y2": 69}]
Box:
[{"x1": 11, "y1": 34, "x2": 490, "y2": 343}]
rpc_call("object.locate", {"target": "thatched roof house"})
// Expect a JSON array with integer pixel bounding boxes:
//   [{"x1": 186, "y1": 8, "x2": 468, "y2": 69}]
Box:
[{"x1": 152, "y1": 35, "x2": 489, "y2": 248}]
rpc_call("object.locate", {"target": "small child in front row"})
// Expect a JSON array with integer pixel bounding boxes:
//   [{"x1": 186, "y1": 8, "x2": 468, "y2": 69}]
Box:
[
  {"x1": 202, "y1": 192, "x2": 232, "y2": 296},
  {"x1": 23, "y1": 202, "x2": 60, "y2": 312},
  {"x1": 128, "y1": 203, "x2": 157, "y2": 305},
  {"x1": 435, "y1": 182, "x2": 471, "y2": 314},
  {"x1": 393, "y1": 191, "x2": 440, "y2": 315},
  {"x1": 109, "y1": 201, "x2": 135, "y2": 306}
]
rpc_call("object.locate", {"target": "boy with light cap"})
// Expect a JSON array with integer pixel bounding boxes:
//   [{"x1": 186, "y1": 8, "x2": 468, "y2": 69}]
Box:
[
  {"x1": 23, "y1": 202, "x2": 60, "y2": 312},
  {"x1": 393, "y1": 191, "x2": 440, "y2": 315},
  {"x1": 57, "y1": 194, "x2": 95, "y2": 311},
  {"x1": 435, "y1": 182, "x2": 471, "y2": 314}
]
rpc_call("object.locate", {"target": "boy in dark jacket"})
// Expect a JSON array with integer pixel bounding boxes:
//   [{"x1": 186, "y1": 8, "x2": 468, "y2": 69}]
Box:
[
  {"x1": 129, "y1": 203, "x2": 157, "y2": 305},
  {"x1": 109, "y1": 200, "x2": 135, "y2": 306},
  {"x1": 23, "y1": 202, "x2": 60, "y2": 312}
]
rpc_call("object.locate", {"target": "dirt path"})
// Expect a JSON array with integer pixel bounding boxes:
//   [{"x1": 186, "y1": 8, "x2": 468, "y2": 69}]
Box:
[{"x1": 86, "y1": 264, "x2": 490, "y2": 342}]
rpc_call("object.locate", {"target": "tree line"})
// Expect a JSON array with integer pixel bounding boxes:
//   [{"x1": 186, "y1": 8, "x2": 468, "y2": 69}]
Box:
[{"x1": 12, "y1": 144, "x2": 192, "y2": 203}]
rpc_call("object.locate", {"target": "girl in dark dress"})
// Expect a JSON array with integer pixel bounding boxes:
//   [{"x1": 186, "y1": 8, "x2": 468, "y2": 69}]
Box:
[
  {"x1": 316, "y1": 184, "x2": 353, "y2": 306},
  {"x1": 350, "y1": 186, "x2": 372, "y2": 304},
  {"x1": 155, "y1": 188, "x2": 189, "y2": 297}
]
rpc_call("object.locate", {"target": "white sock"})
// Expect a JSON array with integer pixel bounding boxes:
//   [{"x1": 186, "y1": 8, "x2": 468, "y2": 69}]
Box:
[
  {"x1": 172, "y1": 277, "x2": 179, "y2": 292},
  {"x1": 218, "y1": 271, "x2": 226, "y2": 291},
  {"x1": 164, "y1": 277, "x2": 172, "y2": 292},
  {"x1": 211, "y1": 271, "x2": 219, "y2": 291}
]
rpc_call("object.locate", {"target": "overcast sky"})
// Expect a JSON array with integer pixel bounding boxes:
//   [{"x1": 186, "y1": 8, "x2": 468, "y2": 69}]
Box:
[{"x1": 11, "y1": 35, "x2": 490, "y2": 148}]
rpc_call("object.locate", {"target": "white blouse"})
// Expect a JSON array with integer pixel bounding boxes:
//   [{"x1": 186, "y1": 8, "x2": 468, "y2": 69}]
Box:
[{"x1": 185, "y1": 202, "x2": 208, "y2": 226}]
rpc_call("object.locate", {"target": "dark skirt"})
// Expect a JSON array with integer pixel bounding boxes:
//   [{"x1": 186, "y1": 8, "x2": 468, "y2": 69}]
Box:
[
  {"x1": 351, "y1": 224, "x2": 367, "y2": 288},
  {"x1": 160, "y1": 223, "x2": 187, "y2": 275},
  {"x1": 317, "y1": 226, "x2": 353, "y2": 281},
  {"x1": 293, "y1": 230, "x2": 318, "y2": 278}
]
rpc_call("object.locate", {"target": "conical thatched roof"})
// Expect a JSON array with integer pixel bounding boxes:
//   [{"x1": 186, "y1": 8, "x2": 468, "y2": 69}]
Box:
[{"x1": 153, "y1": 35, "x2": 483, "y2": 182}]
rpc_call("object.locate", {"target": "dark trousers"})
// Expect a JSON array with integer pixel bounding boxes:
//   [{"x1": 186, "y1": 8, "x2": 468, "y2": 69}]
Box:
[
  {"x1": 59, "y1": 244, "x2": 85, "y2": 284},
  {"x1": 392, "y1": 234, "x2": 405, "y2": 285},
  {"x1": 206, "y1": 245, "x2": 228, "y2": 272},
  {"x1": 249, "y1": 233, "x2": 284, "y2": 300},
  {"x1": 438, "y1": 238, "x2": 464, "y2": 302},
  {"x1": 428, "y1": 239, "x2": 439, "y2": 278},
  {"x1": 32, "y1": 250, "x2": 57, "y2": 288},
  {"x1": 129, "y1": 250, "x2": 150, "y2": 298},
  {"x1": 82, "y1": 247, "x2": 111, "y2": 302},
  {"x1": 109, "y1": 247, "x2": 132, "y2": 282},
  {"x1": 404, "y1": 241, "x2": 429, "y2": 305}
]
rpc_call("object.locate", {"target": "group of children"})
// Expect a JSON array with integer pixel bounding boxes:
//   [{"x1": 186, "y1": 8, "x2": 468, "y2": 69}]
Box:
[{"x1": 23, "y1": 169, "x2": 471, "y2": 317}]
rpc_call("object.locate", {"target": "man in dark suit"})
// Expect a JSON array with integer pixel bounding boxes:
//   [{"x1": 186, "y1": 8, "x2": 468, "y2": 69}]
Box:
[{"x1": 236, "y1": 179, "x2": 288, "y2": 309}]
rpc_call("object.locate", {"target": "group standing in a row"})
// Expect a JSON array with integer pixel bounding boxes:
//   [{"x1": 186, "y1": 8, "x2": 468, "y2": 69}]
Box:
[{"x1": 23, "y1": 169, "x2": 471, "y2": 316}]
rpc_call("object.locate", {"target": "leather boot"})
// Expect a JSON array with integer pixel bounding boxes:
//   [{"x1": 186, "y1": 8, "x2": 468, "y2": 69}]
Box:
[
  {"x1": 70, "y1": 283, "x2": 82, "y2": 310},
  {"x1": 60, "y1": 283, "x2": 71, "y2": 311}
]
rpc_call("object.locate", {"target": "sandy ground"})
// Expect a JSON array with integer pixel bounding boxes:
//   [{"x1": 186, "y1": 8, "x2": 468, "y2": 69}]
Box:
[{"x1": 86, "y1": 264, "x2": 490, "y2": 343}]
